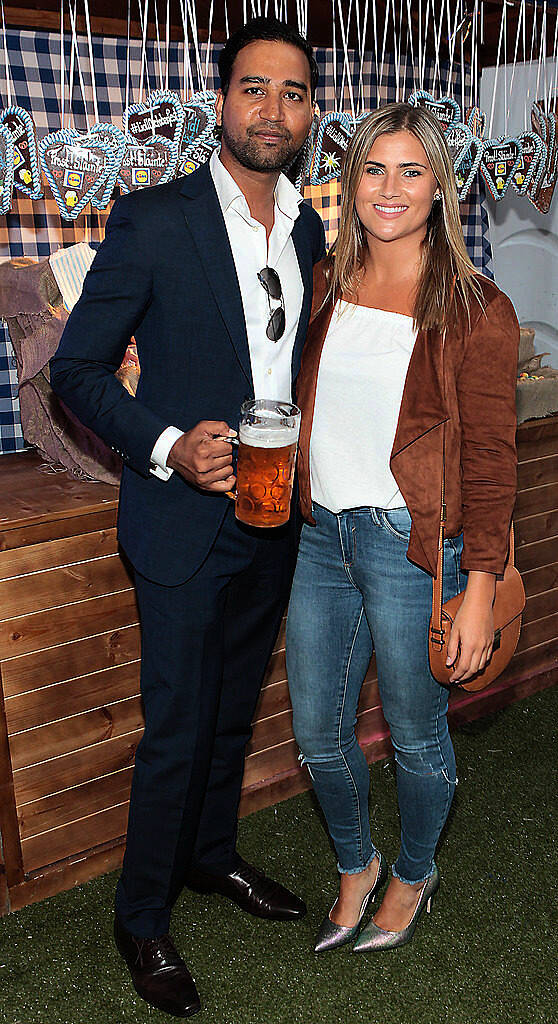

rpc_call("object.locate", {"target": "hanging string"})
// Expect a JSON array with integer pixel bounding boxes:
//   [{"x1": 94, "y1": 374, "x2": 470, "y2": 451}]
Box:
[
  {"x1": 153, "y1": 0, "x2": 164, "y2": 92},
  {"x1": 1, "y1": 0, "x2": 12, "y2": 107},
  {"x1": 83, "y1": 0, "x2": 99, "y2": 123},
  {"x1": 446, "y1": 0, "x2": 462, "y2": 97},
  {"x1": 336, "y1": 0, "x2": 356, "y2": 122},
  {"x1": 535, "y1": 0, "x2": 546, "y2": 111},
  {"x1": 391, "y1": 0, "x2": 400, "y2": 102},
  {"x1": 379, "y1": 0, "x2": 390, "y2": 103},
  {"x1": 338, "y1": 0, "x2": 354, "y2": 112},
  {"x1": 185, "y1": 0, "x2": 204, "y2": 90},
  {"x1": 60, "y1": 0, "x2": 65, "y2": 126},
  {"x1": 331, "y1": 0, "x2": 338, "y2": 112},
  {"x1": 68, "y1": 0, "x2": 92, "y2": 130},
  {"x1": 488, "y1": 0, "x2": 506, "y2": 138},
  {"x1": 357, "y1": 0, "x2": 370, "y2": 115},
  {"x1": 137, "y1": 0, "x2": 151, "y2": 102},
  {"x1": 203, "y1": 0, "x2": 214, "y2": 86},
  {"x1": 431, "y1": 0, "x2": 445, "y2": 94},
  {"x1": 548, "y1": 7, "x2": 556, "y2": 112},
  {"x1": 67, "y1": 0, "x2": 76, "y2": 127},
  {"x1": 165, "y1": 0, "x2": 170, "y2": 90},
  {"x1": 509, "y1": 0, "x2": 524, "y2": 131},
  {"x1": 179, "y1": 0, "x2": 193, "y2": 99},
  {"x1": 406, "y1": 0, "x2": 416, "y2": 94},
  {"x1": 224, "y1": 0, "x2": 229, "y2": 39},
  {"x1": 469, "y1": 0, "x2": 478, "y2": 109},
  {"x1": 526, "y1": 0, "x2": 538, "y2": 118},
  {"x1": 420, "y1": 0, "x2": 431, "y2": 91},
  {"x1": 125, "y1": 0, "x2": 131, "y2": 115},
  {"x1": 371, "y1": 0, "x2": 379, "y2": 104}
]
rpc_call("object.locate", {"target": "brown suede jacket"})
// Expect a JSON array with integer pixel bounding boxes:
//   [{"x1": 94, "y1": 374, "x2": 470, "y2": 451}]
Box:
[{"x1": 296, "y1": 259, "x2": 520, "y2": 578}]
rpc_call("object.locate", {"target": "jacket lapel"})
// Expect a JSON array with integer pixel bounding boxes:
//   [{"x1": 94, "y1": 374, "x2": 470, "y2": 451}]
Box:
[
  {"x1": 179, "y1": 165, "x2": 253, "y2": 388},
  {"x1": 390, "y1": 325, "x2": 448, "y2": 459},
  {"x1": 290, "y1": 213, "x2": 313, "y2": 383}
]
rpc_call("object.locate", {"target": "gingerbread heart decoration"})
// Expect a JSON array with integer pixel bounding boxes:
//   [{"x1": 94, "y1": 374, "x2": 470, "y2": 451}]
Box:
[
  {"x1": 287, "y1": 102, "x2": 320, "y2": 191},
  {"x1": 0, "y1": 125, "x2": 14, "y2": 215},
  {"x1": 480, "y1": 137, "x2": 522, "y2": 201},
  {"x1": 466, "y1": 106, "x2": 486, "y2": 140},
  {"x1": 39, "y1": 128, "x2": 112, "y2": 220},
  {"x1": 177, "y1": 136, "x2": 219, "y2": 177},
  {"x1": 182, "y1": 90, "x2": 217, "y2": 148},
  {"x1": 117, "y1": 135, "x2": 177, "y2": 193},
  {"x1": 512, "y1": 131, "x2": 547, "y2": 196},
  {"x1": 124, "y1": 90, "x2": 185, "y2": 161},
  {"x1": 310, "y1": 112, "x2": 356, "y2": 184},
  {"x1": 445, "y1": 123, "x2": 484, "y2": 200},
  {"x1": 408, "y1": 91, "x2": 461, "y2": 133},
  {"x1": 0, "y1": 106, "x2": 42, "y2": 199},
  {"x1": 89, "y1": 123, "x2": 127, "y2": 208},
  {"x1": 529, "y1": 104, "x2": 557, "y2": 213}
]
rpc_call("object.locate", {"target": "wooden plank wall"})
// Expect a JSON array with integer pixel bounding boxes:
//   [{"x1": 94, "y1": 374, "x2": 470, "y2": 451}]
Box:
[{"x1": 0, "y1": 415, "x2": 556, "y2": 911}]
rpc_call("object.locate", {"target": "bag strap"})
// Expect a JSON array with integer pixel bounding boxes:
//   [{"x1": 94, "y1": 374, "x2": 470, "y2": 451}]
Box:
[{"x1": 430, "y1": 412, "x2": 516, "y2": 649}]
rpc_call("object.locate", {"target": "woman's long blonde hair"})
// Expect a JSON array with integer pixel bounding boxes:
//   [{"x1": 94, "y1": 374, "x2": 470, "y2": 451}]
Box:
[{"x1": 328, "y1": 102, "x2": 484, "y2": 331}]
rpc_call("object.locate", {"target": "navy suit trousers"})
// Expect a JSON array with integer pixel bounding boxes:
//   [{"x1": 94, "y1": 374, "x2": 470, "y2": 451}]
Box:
[{"x1": 115, "y1": 502, "x2": 298, "y2": 937}]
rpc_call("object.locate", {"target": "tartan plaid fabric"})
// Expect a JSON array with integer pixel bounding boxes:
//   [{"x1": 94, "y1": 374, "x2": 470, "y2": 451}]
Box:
[{"x1": 0, "y1": 28, "x2": 493, "y2": 452}]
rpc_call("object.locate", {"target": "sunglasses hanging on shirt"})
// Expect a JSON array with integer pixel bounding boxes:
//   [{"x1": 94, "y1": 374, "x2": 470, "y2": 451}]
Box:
[{"x1": 257, "y1": 266, "x2": 285, "y2": 343}]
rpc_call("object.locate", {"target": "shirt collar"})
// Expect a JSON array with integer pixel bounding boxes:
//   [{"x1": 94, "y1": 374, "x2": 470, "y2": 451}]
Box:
[{"x1": 210, "y1": 148, "x2": 303, "y2": 224}]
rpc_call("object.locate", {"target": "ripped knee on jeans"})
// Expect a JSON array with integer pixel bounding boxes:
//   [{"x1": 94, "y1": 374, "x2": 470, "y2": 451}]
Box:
[{"x1": 394, "y1": 748, "x2": 457, "y2": 786}]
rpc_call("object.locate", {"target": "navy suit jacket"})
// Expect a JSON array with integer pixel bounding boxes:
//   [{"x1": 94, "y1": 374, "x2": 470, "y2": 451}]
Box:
[{"x1": 50, "y1": 162, "x2": 326, "y2": 585}]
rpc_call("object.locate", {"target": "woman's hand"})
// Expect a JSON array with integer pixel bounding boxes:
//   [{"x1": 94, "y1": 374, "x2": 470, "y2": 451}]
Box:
[{"x1": 446, "y1": 571, "x2": 497, "y2": 683}]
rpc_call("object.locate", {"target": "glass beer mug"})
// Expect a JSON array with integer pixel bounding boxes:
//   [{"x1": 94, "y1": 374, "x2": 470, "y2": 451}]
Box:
[{"x1": 230, "y1": 399, "x2": 301, "y2": 528}]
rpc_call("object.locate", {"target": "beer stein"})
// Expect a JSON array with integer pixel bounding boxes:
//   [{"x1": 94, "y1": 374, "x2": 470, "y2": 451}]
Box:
[{"x1": 230, "y1": 399, "x2": 301, "y2": 528}]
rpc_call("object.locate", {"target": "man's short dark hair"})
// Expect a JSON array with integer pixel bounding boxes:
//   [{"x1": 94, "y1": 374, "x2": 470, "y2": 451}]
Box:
[{"x1": 218, "y1": 17, "x2": 319, "y2": 100}]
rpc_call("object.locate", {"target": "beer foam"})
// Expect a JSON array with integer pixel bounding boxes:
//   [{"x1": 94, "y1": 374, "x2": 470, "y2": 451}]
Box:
[{"x1": 239, "y1": 420, "x2": 297, "y2": 448}]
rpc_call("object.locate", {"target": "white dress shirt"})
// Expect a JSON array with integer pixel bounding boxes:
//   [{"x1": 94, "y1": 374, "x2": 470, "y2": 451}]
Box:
[
  {"x1": 149, "y1": 149, "x2": 304, "y2": 480},
  {"x1": 310, "y1": 301, "x2": 417, "y2": 511}
]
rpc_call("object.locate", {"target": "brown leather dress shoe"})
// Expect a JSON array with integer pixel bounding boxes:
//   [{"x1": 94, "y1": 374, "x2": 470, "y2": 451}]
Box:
[
  {"x1": 114, "y1": 917, "x2": 201, "y2": 1018},
  {"x1": 184, "y1": 856, "x2": 306, "y2": 921}
]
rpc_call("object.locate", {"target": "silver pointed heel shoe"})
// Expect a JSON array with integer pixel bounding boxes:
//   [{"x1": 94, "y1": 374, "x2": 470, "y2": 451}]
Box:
[
  {"x1": 314, "y1": 853, "x2": 388, "y2": 953},
  {"x1": 352, "y1": 864, "x2": 440, "y2": 952}
]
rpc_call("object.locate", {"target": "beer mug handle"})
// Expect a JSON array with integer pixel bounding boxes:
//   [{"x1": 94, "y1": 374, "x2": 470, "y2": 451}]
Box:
[{"x1": 213, "y1": 434, "x2": 238, "y2": 500}]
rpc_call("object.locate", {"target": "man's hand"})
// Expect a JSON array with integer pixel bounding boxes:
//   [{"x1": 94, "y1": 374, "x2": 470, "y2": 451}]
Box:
[{"x1": 167, "y1": 420, "x2": 237, "y2": 492}]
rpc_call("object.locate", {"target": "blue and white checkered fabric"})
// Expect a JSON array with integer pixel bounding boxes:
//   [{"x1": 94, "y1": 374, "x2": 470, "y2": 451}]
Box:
[{"x1": 0, "y1": 28, "x2": 492, "y2": 453}]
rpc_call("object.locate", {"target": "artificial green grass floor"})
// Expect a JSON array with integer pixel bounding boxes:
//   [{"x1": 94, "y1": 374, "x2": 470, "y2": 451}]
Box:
[{"x1": 1, "y1": 684, "x2": 558, "y2": 1024}]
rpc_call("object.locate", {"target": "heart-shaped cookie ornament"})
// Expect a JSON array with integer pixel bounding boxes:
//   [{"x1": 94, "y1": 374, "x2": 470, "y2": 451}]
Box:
[
  {"x1": 117, "y1": 135, "x2": 177, "y2": 193},
  {"x1": 88, "y1": 123, "x2": 127, "y2": 208},
  {"x1": 182, "y1": 90, "x2": 217, "y2": 147},
  {"x1": 0, "y1": 106, "x2": 42, "y2": 199},
  {"x1": 287, "y1": 102, "x2": 321, "y2": 190},
  {"x1": 310, "y1": 112, "x2": 356, "y2": 184},
  {"x1": 445, "y1": 122, "x2": 484, "y2": 200},
  {"x1": 480, "y1": 137, "x2": 522, "y2": 200},
  {"x1": 408, "y1": 91, "x2": 461, "y2": 133},
  {"x1": 465, "y1": 106, "x2": 486, "y2": 140},
  {"x1": 0, "y1": 125, "x2": 15, "y2": 215},
  {"x1": 512, "y1": 131, "x2": 547, "y2": 195},
  {"x1": 124, "y1": 90, "x2": 185, "y2": 173},
  {"x1": 177, "y1": 137, "x2": 218, "y2": 176},
  {"x1": 39, "y1": 128, "x2": 112, "y2": 219},
  {"x1": 529, "y1": 103, "x2": 557, "y2": 213}
]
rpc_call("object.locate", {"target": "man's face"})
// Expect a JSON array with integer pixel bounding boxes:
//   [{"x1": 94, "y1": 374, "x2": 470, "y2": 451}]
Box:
[{"x1": 216, "y1": 39, "x2": 313, "y2": 173}]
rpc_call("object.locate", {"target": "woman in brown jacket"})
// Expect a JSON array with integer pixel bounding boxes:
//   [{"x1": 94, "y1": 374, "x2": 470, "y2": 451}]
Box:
[{"x1": 286, "y1": 103, "x2": 519, "y2": 954}]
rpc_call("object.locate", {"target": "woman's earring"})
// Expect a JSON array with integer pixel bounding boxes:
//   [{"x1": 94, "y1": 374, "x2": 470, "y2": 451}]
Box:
[{"x1": 433, "y1": 190, "x2": 442, "y2": 201}]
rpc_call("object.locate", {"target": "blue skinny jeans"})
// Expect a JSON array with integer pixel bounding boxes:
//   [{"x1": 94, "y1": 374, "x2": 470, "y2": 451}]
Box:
[{"x1": 286, "y1": 503, "x2": 466, "y2": 884}]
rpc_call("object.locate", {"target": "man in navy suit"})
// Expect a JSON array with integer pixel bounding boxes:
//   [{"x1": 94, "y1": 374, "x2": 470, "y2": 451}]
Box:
[{"x1": 51, "y1": 16, "x2": 325, "y2": 1019}]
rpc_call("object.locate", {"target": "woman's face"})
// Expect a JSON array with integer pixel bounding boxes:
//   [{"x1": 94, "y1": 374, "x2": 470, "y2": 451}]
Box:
[{"x1": 354, "y1": 130, "x2": 439, "y2": 247}]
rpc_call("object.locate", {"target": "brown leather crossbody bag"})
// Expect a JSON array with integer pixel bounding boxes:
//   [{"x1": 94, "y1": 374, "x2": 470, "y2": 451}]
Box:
[{"x1": 428, "y1": 425, "x2": 525, "y2": 693}]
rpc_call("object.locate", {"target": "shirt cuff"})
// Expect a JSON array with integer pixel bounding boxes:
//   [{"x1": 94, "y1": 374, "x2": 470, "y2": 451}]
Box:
[{"x1": 149, "y1": 426, "x2": 184, "y2": 480}]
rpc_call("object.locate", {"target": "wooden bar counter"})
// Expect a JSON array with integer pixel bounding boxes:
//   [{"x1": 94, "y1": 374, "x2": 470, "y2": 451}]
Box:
[{"x1": 1, "y1": 415, "x2": 557, "y2": 915}]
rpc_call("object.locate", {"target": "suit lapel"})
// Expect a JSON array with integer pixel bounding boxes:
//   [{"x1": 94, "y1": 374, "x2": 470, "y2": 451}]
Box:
[
  {"x1": 291, "y1": 214, "x2": 313, "y2": 383},
  {"x1": 179, "y1": 165, "x2": 253, "y2": 387}
]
